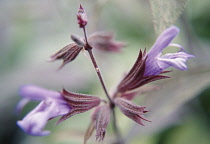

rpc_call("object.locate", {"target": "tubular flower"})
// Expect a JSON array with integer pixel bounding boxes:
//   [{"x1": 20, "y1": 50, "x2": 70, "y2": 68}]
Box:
[
  {"x1": 114, "y1": 26, "x2": 194, "y2": 100},
  {"x1": 145, "y1": 25, "x2": 194, "y2": 76},
  {"x1": 115, "y1": 49, "x2": 169, "y2": 95},
  {"x1": 16, "y1": 85, "x2": 71, "y2": 136},
  {"x1": 17, "y1": 85, "x2": 101, "y2": 136},
  {"x1": 112, "y1": 26, "x2": 194, "y2": 127}
]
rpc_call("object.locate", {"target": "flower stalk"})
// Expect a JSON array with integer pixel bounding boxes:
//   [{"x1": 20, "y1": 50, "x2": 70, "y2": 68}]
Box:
[{"x1": 82, "y1": 25, "x2": 123, "y2": 143}]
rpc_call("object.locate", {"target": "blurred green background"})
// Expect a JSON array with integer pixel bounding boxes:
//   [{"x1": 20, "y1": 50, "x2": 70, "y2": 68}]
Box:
[{"x1": 0, "y1": 0, "x2": 210, "y2": 144}]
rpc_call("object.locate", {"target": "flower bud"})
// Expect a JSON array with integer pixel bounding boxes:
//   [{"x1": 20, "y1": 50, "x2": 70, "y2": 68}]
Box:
[
  {"x1": 77, "y1": 4, "x2": 88, "y2": 28},
  {"x1": 71, "y1": 34, "x2": 85, "y2": 47}
]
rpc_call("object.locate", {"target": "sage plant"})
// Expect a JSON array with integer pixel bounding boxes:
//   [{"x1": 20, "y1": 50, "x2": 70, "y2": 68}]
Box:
[{"x1": 16, "y1": 4, "x2": 194, "y2": 144}]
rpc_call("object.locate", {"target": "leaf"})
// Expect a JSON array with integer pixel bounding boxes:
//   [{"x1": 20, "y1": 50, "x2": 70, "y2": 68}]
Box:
[{"x1": 150, "y1": 0, "x2": 189, "y2": 34}]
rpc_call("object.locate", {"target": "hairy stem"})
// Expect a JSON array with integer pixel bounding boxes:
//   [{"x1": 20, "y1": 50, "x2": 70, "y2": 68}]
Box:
[
  {"x1": 112, "y1": 108, "x2": 124, "y2": 144},
  {"x1": 82, "y1": 27, "x2": 123, "y2": 143},
  {"x1": 87, "y1": 49, "x2": 113, "y2": 103}
]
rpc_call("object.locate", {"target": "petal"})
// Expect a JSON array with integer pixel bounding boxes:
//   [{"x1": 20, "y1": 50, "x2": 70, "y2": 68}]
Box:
[
  {"x1": 19, "y1": 85, "x2": 61, "y2": 101},
  {"x1": 158, "y1": 52, "x2": 195, "y2": 71},
  {"x1": 145, "y1": 26, "x2": 194, "y2": 76},
  {"x1": 145, "y1": 26, "x2": 179, "y2": 75},
  {"x1": 17, "y1": 101, "x2": 52, "y2": 136},
  {"x1": 16, "y1": 98, "x2": 30, "y2": 113},
  {"x1": 147, "y1": 26, "x2": 179, "y2": 57},
  {"x1": 17, "y1": 100, "x2": 71, "y2": 136},
  {"x1": 17, "y1": 86, "x2": 71, "y2": 136}
]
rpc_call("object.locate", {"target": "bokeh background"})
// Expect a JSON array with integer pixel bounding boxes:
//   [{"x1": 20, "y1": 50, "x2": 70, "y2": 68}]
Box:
[{"x1": 1, "y1": 0, "x2": 210, "y2": 144}]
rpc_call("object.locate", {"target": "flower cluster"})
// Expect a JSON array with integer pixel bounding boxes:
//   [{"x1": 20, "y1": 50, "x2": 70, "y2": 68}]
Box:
[{"x1": 16, "y1": 4, "x2": 194, "y2": 143}]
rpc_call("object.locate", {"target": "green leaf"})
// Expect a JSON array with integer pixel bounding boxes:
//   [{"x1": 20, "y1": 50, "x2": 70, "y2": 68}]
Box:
[{"x1": 150, "y1": 0, "x2": 189, "y2": 34}]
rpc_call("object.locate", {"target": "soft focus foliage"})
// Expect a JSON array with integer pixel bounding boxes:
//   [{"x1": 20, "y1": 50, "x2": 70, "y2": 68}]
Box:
[{"x1": 150, "y1": 0, "x2": 189, "y2": 34}]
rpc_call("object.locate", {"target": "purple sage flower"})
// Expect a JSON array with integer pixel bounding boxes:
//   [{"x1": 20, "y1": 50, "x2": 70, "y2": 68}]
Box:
[
  {"x1": 145, "y1": 26, "x2": 194, "y2": 76},
  {"x1": 17, "y1": 85, "x2": 71, "y2": 136},
  {"x1": 111, "y1": 26, "x2": 194, "y2": 128},
  {"x1": 17, "y1": 85, "x2": 102, "y2": 136}
]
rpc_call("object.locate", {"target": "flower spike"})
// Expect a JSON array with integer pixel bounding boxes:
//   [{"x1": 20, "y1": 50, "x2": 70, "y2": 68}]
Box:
[{"x1": 16, "y1": 3, "x2": 194, "y2": 143}]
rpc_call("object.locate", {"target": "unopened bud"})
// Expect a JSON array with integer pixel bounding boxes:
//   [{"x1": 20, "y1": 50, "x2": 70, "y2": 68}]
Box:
[
  {"x1": 71, "y1": 34, "x2": 85, "y2": 47},
  {"x1": 77, "y1": 4, "x2": 88, "y2": 28}
]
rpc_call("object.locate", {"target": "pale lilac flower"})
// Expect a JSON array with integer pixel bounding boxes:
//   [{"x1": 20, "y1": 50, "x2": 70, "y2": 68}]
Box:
[
  {"x1": 113, "y1": 26, "x2": 194, "y2": 101},
  {"x1": 145, "y1": 26, "x2": 194, "y2": 76},
  {"x1": 17, "y1": 85, "x2": 71, "y2": 136},
  {"x1": 115, "y1": 49, "x2": 169, "y2": 96}
]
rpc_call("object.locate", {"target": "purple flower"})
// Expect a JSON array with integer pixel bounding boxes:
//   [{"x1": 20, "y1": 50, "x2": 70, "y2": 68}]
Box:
[
  {"x1": 145, "y1": 26, "x2": 194, "y2": 76},
  {"x1": 115, "y1": 49, "x2": 169, "y2": 96},
  {"x1": 17, "y1": 85, "x2": 71, "y2": 136},
  {"x1": 114, "y1": 26, "x2": 194, "y2": 100},
  {"x1": 111, "y1": 26, "x2": 194, "y2": 127},
  {"x1": 17, "y1": 85, "x2": 102, "y2": 136}
]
